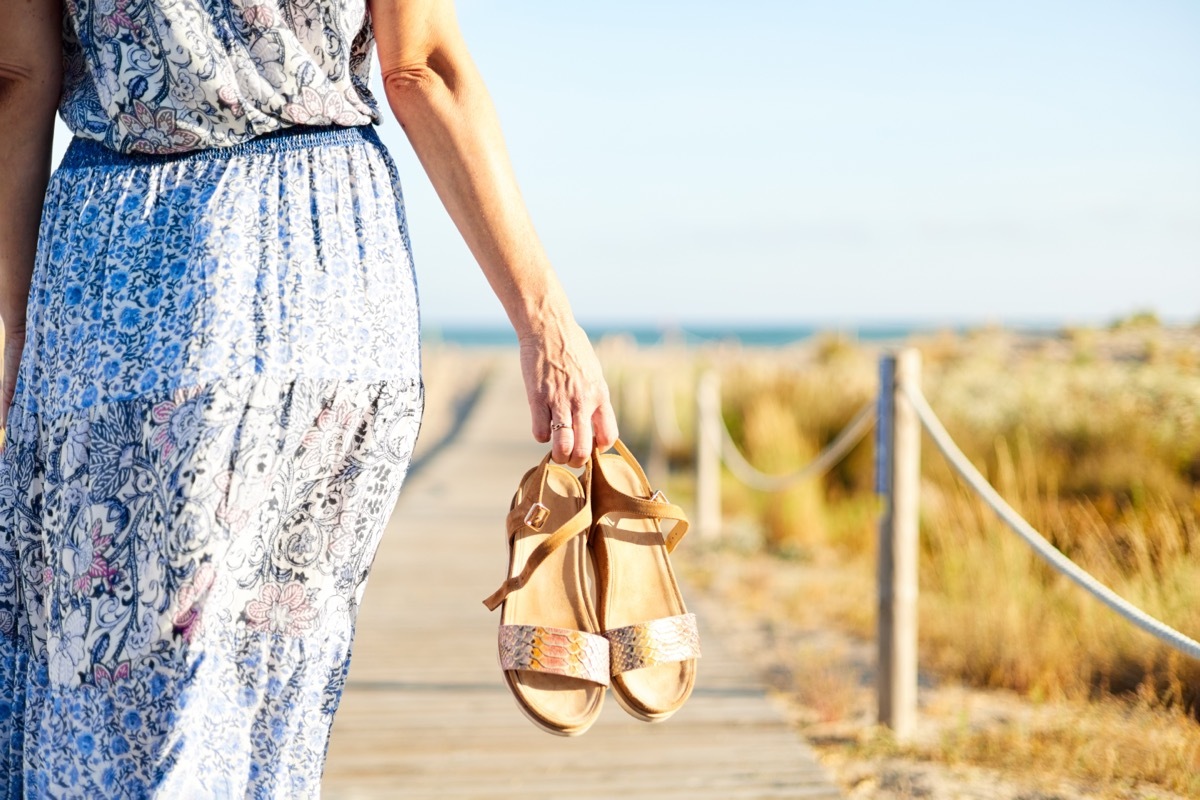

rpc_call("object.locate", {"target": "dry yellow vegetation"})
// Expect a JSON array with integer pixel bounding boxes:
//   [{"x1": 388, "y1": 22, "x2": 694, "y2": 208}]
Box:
[{"x1": 599, "y1": 323, "x2": 1200, "y2": 795}]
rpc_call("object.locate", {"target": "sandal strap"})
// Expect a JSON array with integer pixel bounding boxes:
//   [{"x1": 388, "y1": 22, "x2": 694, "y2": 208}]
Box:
[
  {"x1": 482, "y1": 504, "x2": 590, "y2": 611},
  {"x1": 499, "y1": 624, "x2": 611, "y2": 686},
  {"x1": 592, "y1": 440, "x2": 690, "y2": 552},
  {"x1": 604, "y1": 613, "x2": 701, "y2": 675},
  {"x1": 482, "y1": 457, "x2": 592, "y2": 612}
]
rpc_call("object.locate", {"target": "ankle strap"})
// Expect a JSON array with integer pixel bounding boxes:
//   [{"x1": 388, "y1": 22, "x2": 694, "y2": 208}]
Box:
[
  {"x1": 483, "y1": 457, "x2": 592, "y2": 611},
  {"x1": 591, "y1": 439, "x2": 689, "y2": 552}
]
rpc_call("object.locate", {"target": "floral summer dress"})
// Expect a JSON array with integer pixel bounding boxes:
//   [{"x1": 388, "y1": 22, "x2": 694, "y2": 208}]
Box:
[{"x1": 0, "y1": 1, "x2": 423, "y2": 797}]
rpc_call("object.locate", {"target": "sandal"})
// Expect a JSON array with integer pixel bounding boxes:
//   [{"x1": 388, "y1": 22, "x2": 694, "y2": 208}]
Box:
[
  {"x1": 590, "y1": 440, "x2": 700, "y2": 722},
  {"x1": 482, "y1": 454, "x2": 609, "y2": 736}
]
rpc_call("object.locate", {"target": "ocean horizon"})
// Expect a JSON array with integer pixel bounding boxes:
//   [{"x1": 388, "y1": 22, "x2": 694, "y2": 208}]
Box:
[{"x1": 420, "y1": 321, "x2": 1076, "y2": 348}]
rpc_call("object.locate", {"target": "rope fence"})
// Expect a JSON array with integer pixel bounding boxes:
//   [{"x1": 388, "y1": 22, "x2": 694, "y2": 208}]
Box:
[
  {"x1": 639, "y1": 348, "x2": 1199, "y2": 740},
  {"x1": 718, "y1": 401, "x2": 876, "y2": 493},
  {"x1": 902, "y1": 381, "x2": 1200, "y2": 662},
  {"x1": 644, "y1": 370, "x2": 878, "y2": 538}
]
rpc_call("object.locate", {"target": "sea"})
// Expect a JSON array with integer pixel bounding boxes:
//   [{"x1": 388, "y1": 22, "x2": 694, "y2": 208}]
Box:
[{"x1": 422, "y1": 322, "x2": 1062, "y2": 348}]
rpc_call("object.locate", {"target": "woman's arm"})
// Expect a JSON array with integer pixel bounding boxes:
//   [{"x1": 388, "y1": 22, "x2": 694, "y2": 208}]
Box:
[
  {"x1": 0, "y1": 0, "x2": 62, "y2": 428},
  {"x1": 368, "y1": 0, "x2": 617, "y2": 467}
]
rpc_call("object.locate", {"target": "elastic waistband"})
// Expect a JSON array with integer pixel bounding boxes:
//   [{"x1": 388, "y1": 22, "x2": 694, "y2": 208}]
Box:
[{"x1": 60, "y1": 124, "x2": 384, "y2": 169}]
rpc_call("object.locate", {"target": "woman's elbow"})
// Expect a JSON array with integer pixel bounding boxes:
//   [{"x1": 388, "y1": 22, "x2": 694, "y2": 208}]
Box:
[
  {"x1": 383, "y1": 61, "x2": 438, "y2": 102},
  {"x1": 0, "y1": 61, "x2": 62, "y2": 118},
  {"x1": 382, "y1": 47, "x2": 467, "y2": 107}
]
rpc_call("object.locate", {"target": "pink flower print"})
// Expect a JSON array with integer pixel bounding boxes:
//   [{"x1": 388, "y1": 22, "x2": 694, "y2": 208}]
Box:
[
  {"x1": 96, "y1": 0, "x2": 141, "y2": 37},
  {"x1": 73, "y1": 521, "x2": 118, "y2": 593},
  {"x1": 93, "y1": 661, "x2": 132, "y2": 688},
  {"x1": 214, "y1": 470, "x2": 252, "y2": 530},
  {"x1": 150, "y1": 399, "x2": 179, "y2": 458},
  {"x1": 242, "y1": 3, "x2": 276, "y2": 27},
  {"x1": 217, "y1": 84, "x2": 245, "y2": 118},
  {"x1": 326, "y1": 512, "x2": 360, "y2": 559},
  {"x1": 283, "y1": 86, "x2": 363, "y2": 127},
  {"x1": 173, "y1": 563, "x2": 217, "y2": 642},
  {"x1": 300, "y1": 401, "x2": 364, "y2": 469},
  {"x1": 248, "y1": 35, "x2": 286, "y2": 85},
  {"x1": 150, "y1": 390, "x2": 202, "y2": 460},
  {"x1": 244, "y1": 581, "x2": 319, "y2": 635},
  {"x1": 118, "y1": 101, "x2": 202, "y2": 155}
]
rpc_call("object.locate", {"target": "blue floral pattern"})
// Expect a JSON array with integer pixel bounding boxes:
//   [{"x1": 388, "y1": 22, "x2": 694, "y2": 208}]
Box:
[
  {"x1": 0, "y1": 125, "x2": 423, "y2": 797},
  {"x1": 59, "y1": 0, "x2": 382, "y2": 154}
]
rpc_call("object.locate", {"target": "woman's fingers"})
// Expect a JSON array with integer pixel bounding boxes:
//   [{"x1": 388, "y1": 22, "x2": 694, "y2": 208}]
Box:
[
  {"x1": 546, "y1": 399, "x2": 607, "y2": 467},
  {"x1": 530, "y1": 397, "x2": 552, "y2": 443},
  {"x1": 592, "y1": 396, "x2": 619, "y2": 453},
  {"x1": 568, "y1": 407, "x2": 592, "y2": 467},
  {"x1": 547, "y1": 407, "x2": 588, "y2": 467},
  {"x1": 549, "y1": 411, "x2": 574, "y2": 465},
  {"x1": 519, "y1": 320, "x2": 616, "y2": 468}
]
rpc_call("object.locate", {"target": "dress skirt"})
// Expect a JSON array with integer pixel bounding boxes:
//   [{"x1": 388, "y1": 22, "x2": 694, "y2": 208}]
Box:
[{"x1": 0, "y1": 124, "x2": 423, "y2": 798}]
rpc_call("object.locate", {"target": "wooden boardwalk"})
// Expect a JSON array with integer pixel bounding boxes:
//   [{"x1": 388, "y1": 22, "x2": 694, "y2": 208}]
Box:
[{"x1": 322, "y1": 359, "x2": 843, "y2": 799}]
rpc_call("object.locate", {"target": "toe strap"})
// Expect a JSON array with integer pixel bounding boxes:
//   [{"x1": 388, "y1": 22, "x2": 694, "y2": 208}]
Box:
[
  {"x1": 604, "y1": 613, "x2": 701, "y2": 675},
  {"x1": 499, "y1": 624, "x2": 611, "y2": 686}
]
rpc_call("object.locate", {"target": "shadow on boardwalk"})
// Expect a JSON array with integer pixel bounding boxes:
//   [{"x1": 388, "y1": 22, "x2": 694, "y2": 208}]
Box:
[{"x1": 323, "y1": 358, "x2": 843, "y2": 799}]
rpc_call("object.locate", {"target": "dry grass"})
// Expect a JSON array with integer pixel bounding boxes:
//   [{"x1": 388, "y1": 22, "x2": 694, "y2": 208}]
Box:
[
  {"x1": 933, "y1": 697, "x2": 1200, "y2": 796},
  {"x1": 601, "y1": 324, "x2": 1200, "y2": 794},
  {"x1": 683, "y1": 544, "x2": 1199, "y2": 798},
  {"x1": 845, "y1": 692, "x2": 1200, "y2": 797}
]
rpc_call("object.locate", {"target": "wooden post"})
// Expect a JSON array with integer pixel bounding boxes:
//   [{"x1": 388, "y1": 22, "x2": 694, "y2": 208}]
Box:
[
  {"x1": 695, "y1": 370, "x2": 722, "y2": 541},
  {"x1": 606, "y1": 365, "x2": 623, "y2": 437},
  {"x1": 647, "y1": 380, "x2": 671, "y2": 488},
  {"x1": 620, "y1": 371, "x2": 646, "y2": 446},
  {"x1": 876, "y1": 349, "x2": 921, "y2": 740}
]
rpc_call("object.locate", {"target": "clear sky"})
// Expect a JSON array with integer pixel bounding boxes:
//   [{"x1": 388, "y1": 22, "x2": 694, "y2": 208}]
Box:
[{"x1": 51, "y1": 0, "x2": 1200, "y2": 328}]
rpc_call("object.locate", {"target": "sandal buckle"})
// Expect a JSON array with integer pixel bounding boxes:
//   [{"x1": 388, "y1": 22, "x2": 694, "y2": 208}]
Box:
[
  {"x1": 650, "y1": 490, "x2": 668, "y2": 504},
  {"x1": 524, "y1": 502, "x2": 551, "y2": 530}
]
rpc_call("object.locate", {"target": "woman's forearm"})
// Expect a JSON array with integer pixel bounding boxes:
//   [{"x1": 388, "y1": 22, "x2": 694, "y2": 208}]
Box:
[
  {"x1": 0, "y1": 0, "x2": 63, "y2": 330},
  {"x1": 379, "y1": 39, "x2": 573, "y2": 340},
  {"x1": 370, "y1": 0, "x2": 617, "y2": 463},
  {"x1": 0, "y1": 72, "x2": 58, "y2": 328}
]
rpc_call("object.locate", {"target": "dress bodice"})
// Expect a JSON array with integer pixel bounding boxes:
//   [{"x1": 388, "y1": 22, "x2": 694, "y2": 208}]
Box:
[{"x1": 59, "y1": 0, "x2": 382, "y2": 154}]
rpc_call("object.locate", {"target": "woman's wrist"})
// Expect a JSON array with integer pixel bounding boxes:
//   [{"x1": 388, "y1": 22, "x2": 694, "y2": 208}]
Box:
[
  {"x1": 508, "y1": 279, "x2": 577, "y2": 344},
  {"x1": 513, "y1": 306, "x2": 580, "y2": 347},
  {"x1": 0, "y1": 305, "x2": 28, "y2": 335}
]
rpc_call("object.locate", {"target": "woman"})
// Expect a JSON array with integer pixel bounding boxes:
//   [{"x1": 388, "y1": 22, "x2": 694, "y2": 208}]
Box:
[{"x1": 0, "y1": 0, "x2": 616, "y2": 794}]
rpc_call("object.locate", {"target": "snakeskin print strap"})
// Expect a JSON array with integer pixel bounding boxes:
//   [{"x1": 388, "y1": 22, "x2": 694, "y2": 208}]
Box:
[
  {"x1": 604, "y1": 613, "x2": 701, "y2": 675},
  {"x1": 499, "y1": 624, "x2": 611, "y2": 686}
]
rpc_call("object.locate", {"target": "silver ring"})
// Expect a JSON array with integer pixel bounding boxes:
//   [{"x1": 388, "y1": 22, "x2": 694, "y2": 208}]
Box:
[{"x1": 550, "y1": 422, "x2": 572, "y2": 432}]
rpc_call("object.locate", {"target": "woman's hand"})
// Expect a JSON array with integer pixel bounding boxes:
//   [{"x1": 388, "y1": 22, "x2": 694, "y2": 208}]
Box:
[{"x1": 519, "y1": 319, "x2": 618, "y2": 467}]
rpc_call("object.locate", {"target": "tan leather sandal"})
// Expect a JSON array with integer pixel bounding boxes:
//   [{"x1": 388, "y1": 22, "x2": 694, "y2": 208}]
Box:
[
  {"x1": 590, "y1": 440, "x2": 700, "y2": 722},
  {"x1": 483, "y1": 454, "x2": 609, "y2": 736}
]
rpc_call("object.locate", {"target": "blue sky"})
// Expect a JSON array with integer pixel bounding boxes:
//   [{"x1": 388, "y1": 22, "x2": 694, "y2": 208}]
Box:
[{"x1": 52, "y1": 0, "x2": 1200, "y2": 327}]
